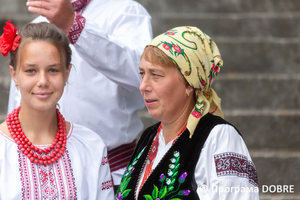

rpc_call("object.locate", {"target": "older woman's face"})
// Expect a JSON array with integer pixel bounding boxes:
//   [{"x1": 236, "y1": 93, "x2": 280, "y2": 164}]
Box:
[{"x1": 139, "y1": 57, "x2": 191, "y2": 123}]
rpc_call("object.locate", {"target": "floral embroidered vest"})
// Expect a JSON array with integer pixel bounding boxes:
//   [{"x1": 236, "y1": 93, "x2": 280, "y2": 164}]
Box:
[{"x1": 116, "y1": 113, "x2": 240, "y2": 200}]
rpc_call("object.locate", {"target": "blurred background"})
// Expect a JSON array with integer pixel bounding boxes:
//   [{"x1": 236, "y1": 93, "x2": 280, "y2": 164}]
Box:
[{"x1": 0, "y1": 0, "x2": 299, "y2": 199}]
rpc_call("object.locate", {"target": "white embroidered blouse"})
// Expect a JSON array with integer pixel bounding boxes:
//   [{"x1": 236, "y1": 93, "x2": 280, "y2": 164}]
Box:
[{"x1": 0, "y1": 123, "x2": 114, "y2": 200}]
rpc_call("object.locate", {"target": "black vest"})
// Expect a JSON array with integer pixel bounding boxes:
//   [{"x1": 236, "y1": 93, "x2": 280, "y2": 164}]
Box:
[{"x1": 116, "y1": 113, "x2": 239, "y2": 200}]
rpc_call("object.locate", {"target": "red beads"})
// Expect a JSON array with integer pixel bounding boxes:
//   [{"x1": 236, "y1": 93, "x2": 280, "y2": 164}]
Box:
[{"x1": 6, "y1": 106, "x2": 67, "y2": 165}]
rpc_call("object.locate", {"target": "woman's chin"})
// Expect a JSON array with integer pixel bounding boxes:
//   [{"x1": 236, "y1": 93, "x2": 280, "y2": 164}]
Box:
[{"x1": 147, "y1": 110, "x2": 161, "y2": 121}]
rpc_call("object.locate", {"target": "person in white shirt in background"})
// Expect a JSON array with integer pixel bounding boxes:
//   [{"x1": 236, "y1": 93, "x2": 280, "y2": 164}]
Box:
[{"x1": 8, "y1": 0, "x2": 153, "y2": 190}]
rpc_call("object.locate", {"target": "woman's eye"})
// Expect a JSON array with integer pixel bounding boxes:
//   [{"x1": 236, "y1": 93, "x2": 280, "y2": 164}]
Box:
[
  {"x1": 49, "y1": 69, "x2": 58, "y2": 73},
  {"x1": 139, "y1": 72, "x2": 145, "y2": 77},
  {"x1": 26, "y1": 69, "x2": 35, "y2": 74}
]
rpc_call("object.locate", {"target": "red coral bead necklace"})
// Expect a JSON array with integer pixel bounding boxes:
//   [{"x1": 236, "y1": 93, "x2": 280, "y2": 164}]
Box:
[{"x1": 6, "y1": 106, "x2": 67, "y2": 165}]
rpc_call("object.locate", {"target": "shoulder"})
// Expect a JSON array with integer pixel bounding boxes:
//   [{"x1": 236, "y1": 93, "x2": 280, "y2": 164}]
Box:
[
  {"x1": 0, "y1": 121, "x2": 7, "y2": 133},
  {"x1": 204, "y1": 123, "x2": 249, "y2": 157},
  {"x1": 67, "y1": 122, "x2": 107, "y2": 151},
  {"x1": 195, "y1": 114, "x2": 243, "y2": 148},
  {"x1": 70, "y1": 123, "x2": 104, "y2": 142},
  {"x1": 0, "y1": 121, "x2": 12, "y2": 140}
]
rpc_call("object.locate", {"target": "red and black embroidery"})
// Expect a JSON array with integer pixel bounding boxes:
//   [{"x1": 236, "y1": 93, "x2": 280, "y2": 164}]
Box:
[
  {"x1": 17, "y1": 147, "x2": 78, "y2": 199},
  {"x1": 55, "y1": 161, "x2": 66, "y2": 199},
  {"x1": 62, "y1": 149, "x2": 78, "y2": 199},
  {"x1": 102, "y1": 180, "x2": 113, "y2": 191},
  {"x1": 39, "y1": 165, "x2": 59, "y2": 199},
  {"x1": 68, "y1": 0, "x2": 93, "y2": 44},
  {"x1": 31, "y1": 160, "x2": 40, "y2": 199},
  {"x1": 71, "y1": 0, "x2": 92, "y2": 15},
  {"x1": 68, "y1": 14, "x2": 86, "y2": 44},
  {"x1": 18, "y1": 148, "x2": 28, "y2": 199},
  {"x1": 101, "y1": 156, "x2": 108, "y2": 166},
  {"x1": 214, "y1": 152, "x2": 259, "y2": 187}
]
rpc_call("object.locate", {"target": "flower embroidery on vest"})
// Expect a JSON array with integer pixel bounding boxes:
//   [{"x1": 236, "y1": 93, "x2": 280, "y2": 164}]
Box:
[
  {"x1": 143, "y1": 151, "x2": 190, "y2": 200},
  {"x1": 115, "y1": 147, "x2": 145, "y2": 200}
]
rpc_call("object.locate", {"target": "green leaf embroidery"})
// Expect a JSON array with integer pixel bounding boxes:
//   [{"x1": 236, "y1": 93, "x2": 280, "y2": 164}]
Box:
[
  {"x1": 122, "y1": 189, "x2": 131, "y2": 198},
  {"x1": 120, "y1": 177, "x2": 131, "y2": 192},
  {"x1": 168, "y1": 186, "x2": 174, "y2": 192},
  {"x1": 116, "y1": 147, "x2": 146, "y2": 199},
  {"x1": 174, "y1": 163, "x2": 180, "y2": 171},
  {"x1": 152, "y1": 185, "x2": 158, "y2": 199},
  {"x1": 172, "y1": 171, "x2": 178, "y2": 178},
  {"x1": 171, "y1": 178, "x2": 176, "y2": 185},
  {"x1": 159, "y1": 186, "x2": 167, "y2": 199},
  {"x1": 142, "y1": 150, "x2": 190, "y2": 199},
  {"x1": 144, "y1": 194, "x2": 154, "y2": 200},
  {"x1": 177, "y1": 190, "x2": 185, "y2": 196}
]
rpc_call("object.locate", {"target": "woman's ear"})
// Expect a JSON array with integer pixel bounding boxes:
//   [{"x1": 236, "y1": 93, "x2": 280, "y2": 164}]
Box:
[
  {"x1": 186, "y1": 85, "x2": 194, "y2": 97},
  {"x1": 9, "y1": 65, "x2": 18, "y2": 86}
]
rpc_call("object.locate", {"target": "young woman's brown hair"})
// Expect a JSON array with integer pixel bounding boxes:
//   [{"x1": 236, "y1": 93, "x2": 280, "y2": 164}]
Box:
[{"x1": 10, "y1": 22, "x2": 71, "y2": 72}]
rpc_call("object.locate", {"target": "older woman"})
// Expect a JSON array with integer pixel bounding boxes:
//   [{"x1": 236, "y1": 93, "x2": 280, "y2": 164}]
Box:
[{"x1": 116, "y1": 26, "x2": 259, "y2": 200}]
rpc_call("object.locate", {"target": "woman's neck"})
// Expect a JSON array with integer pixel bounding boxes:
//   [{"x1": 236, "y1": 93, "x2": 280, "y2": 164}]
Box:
[
  {"x1": 161, "y1": 98, "x2": 196, "y2": 144},
  {"x1": 18, "y1": 105, "x2": 58, "y2": 145}
]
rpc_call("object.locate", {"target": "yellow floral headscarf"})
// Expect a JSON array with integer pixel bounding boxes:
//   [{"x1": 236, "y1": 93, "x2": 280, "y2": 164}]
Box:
[{"x1": 148, "y1": 26, "x2": 224, "y2": 137}]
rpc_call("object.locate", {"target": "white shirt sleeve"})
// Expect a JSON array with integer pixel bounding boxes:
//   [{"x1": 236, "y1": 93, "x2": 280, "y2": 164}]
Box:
[
  {"x1": 74, "y1": 3, "x2": 153, "y2": 92},
  {"x1": 195, "y1": 124, "x2": 260, "y2": 200},
  {"x1": 96, "y1": 146, "x2": 115, "y2": 199}
]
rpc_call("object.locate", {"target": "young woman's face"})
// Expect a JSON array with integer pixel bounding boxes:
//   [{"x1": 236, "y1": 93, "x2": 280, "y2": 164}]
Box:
[
  {"x1": 139, "y1": 57, "x2": 193, "y2": 123},
  {"x1": 10, "y1": 41, "x2": 71, "y2": 112}
]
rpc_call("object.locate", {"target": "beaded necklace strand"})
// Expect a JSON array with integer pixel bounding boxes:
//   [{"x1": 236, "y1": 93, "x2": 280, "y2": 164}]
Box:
[{"x1": 6, "y1": 106, "x2": 67, "y2": 165}]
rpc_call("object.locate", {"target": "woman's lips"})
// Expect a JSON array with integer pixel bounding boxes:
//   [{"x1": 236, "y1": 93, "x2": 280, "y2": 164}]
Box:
[
  {"x1": 144, "y1": 99, "x2": 157, "y2": 107},
  {"x1": 33, "y1": 92, "x2": 52, "y2": 100}
]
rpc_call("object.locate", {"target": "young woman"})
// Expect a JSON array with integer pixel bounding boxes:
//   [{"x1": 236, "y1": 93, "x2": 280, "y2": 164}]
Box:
[{"x1": 0, "y1": 21, "x2": 114, "y2": 199}]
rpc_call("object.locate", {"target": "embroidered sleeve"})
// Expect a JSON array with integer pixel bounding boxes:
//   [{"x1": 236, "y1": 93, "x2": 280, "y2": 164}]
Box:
[
  {"x1": 102, "y1": 180, "x2": 113, "y2": 191},
  {"x1": 101, "y1": 156, "x2": 108, "y2": 166},
  {"x1": 214, "y1": 152, "x2": 259, "y2": 187},
  {"x1": 196, "y1": 124, "x2": 259, "y2": 199},
  {"x1": 67, "y1": 13, "x2": 86, "y2": 44}
]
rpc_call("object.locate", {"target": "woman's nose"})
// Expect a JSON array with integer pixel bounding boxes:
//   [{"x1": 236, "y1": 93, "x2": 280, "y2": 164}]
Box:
[
  {"x1": 139, "y1": 75, "x2": 150, "y2": 92},
  {"x1": 37, "y1": 72, "x2": 49, "y2": 87}
]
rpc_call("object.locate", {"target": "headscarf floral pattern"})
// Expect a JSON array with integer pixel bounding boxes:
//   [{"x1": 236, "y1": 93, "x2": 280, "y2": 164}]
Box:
[{"x1": 148, "y1": 26, "x2": 224, "y2": 137}]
